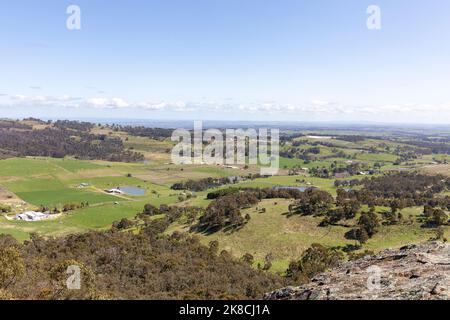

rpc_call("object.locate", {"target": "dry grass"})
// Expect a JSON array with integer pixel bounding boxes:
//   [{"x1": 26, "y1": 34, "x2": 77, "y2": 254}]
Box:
[{"x1": 421, "y1": 164, "x2": 450, "y2": 176}]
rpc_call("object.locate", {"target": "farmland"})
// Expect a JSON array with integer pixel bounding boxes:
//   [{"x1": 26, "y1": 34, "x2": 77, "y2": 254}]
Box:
[
  {"x1": 0, "y1": 155, "x2": 237, "y2": 240},
  {"x1": 1, "y1": 119, "x2": 450, "y2": 273}
]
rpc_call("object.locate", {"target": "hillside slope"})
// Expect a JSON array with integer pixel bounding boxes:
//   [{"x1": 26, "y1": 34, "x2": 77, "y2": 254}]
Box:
[{"x1": 265, "y1": 242, "x2": 450, "y2": 300}]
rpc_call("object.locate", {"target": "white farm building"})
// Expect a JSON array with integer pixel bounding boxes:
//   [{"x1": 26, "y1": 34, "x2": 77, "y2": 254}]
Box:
[
  {"x1": 105, "y1": 188, "x2": 125, "y2": 194},
  {"x1": 15, "y1": 211, "x2": 49, "y2": 222}
]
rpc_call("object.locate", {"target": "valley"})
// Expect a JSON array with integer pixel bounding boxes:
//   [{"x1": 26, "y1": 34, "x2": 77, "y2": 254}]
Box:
[{"x1": 1, "y1": 119, "x2": 449, "y2": 277}]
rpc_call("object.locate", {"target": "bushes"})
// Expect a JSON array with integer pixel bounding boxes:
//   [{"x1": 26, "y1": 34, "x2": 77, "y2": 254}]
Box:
[
  {"x1": 0, "y1": 204, "x2": 11, "y2": 213},
  {"x1": 345, "y1": 227, "x2": 369, "y2": 245},
  {"x1": 197, "y1": 192, "x2": 260, "y2": 232},
  {"x1": 423, "y1": 205, "x2": 449, "y2": 227},
  {"x1": 207, "y1": 187, "x2": 240, "y2": 199},
  {"x1": 141, "y1": 203, "x2": 161, "y2": 216},
  {"x1": 112, "y1": 218, "x2": 134, "y2": 230},
  {"x1": 138, "y1": 204, "x2": 203, "y2": 225},
  {"x1": 346, "y1": 208, "x2": 380, "y2": 244},
  {"x1": 358, "y1": 209, "x2": 380, "y2": 237},
  {"x1": 321, "y1": 199, "x2": 361, "y2": 225},
  {"x1": 171, "y1": 174, "x2": 268, "y2": 193},
  {"x1": 171, "y1": 177, "x2": 239, "y2": 192},
  {"x1": 0, "y1": 230, "x2": 285, "y2": 299},
  {"x1": 286, "y1": 244, "x2": 343, "y2": 283},
  {"x1": 290, "y1": 189, "x2": 334, "y2": 216},
  {"x1": 0, "y1": 247, "x2": 24, "y2": 289},
  {"x1": 352, "y1": 173, "x2": 448, "y2": 207},
  {"x1": 62, "y1": 202, "x2": 89, "y2": 212}
]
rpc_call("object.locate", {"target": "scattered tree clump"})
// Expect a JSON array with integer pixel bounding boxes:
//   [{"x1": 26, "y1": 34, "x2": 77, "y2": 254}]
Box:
[{"x1": 286, "y1": 244, "x2": 343, "y2": 284}]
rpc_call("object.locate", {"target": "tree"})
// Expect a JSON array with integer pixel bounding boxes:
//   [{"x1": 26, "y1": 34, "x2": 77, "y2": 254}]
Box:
[
  {"x1": 323, "y1": 199, "x2": 361, "y2": 225},
  {"x1": 292, "y1": 189, "x2": 334, "y2": 216},
  {"x1": 240, "y1": 253, "x2": 254, "y2": 265},
  {"x1": 112, "y1": 218, "x2": 134, "y2": 230},
  {"x1": 286, "y1": 244, "x2": 343, "y2": 283},
  {"x1": 355, "y1": 228, "x2": 369, "y2": 245},
  {"x1": 197, "y1": 192, "x2": 259, "y2": 232},
  {"x1": 263, "y1": 253, "x2": 273, "y2": 271},
  {"x1": 383, "y1": 210, "x2": 398, "y2": 225},
  {"x1": 49, "y1": 259, "x2": 97, "y2": 299},
  {"x1": 142, "y1": 204, "x2": 160, "y2": 216},
  {"x1": 423, "y1": 205, "x2": 434, "y2": 218},
  {"x1": 341, "y1": 200, "x2": 361, "y2": 220},
  {"x1": 345, "y1": 227, "x2": 369, "y2": 245},
  {"x1": 358, "y1": 211, "x2": 380, "y2": 237},
  {"x1": 430, "y1": 209, "x2": 448, "y2": 227},
  {"x1": 0, "y1": 204, "x2": 11, "y2": 213}
]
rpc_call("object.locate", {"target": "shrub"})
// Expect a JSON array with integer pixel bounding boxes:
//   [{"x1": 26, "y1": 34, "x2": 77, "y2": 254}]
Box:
[{"x1": 286, "y1": 244, "x2": 343, "y2": 283}]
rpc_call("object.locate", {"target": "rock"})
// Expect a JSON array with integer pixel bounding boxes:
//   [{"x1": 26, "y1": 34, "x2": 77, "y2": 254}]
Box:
[{"x1": 265, "y1": 242, "x2": 450, "y2": 300}]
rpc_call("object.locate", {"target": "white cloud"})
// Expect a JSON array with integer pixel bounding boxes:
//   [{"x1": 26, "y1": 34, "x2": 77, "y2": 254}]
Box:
[
  {"x1": 85, "y1": 97, "x2": 130, "y2": 108},
  {"x1": 110, "y1": 98, "x2": 130, "y2": 108},
  {"x1": 10, "y1": 95, "x2": 80, "y2": 103},
  {"x1": 310, "y1": 99, "x2": 331, "y2": 106},
  {"x1": 3, "y1": 93, "x2": 450, "y2": 123},
  {"x1": 86, "y1": 98, "x2": 109, "y2": 107},
  {"x1": 11, "y1": 94, "x2": 27, "y2": 100}
]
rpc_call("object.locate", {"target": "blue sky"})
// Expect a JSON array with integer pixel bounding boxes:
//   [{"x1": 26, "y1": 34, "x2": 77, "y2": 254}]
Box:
[{"x1": 1, "y1": 0, "x2": 450, "y2": 123}]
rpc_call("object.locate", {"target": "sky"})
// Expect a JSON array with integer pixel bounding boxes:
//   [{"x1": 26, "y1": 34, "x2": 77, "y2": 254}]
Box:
[{"x1": 1, "y1": 0, "x2": 450, "y2": 123}]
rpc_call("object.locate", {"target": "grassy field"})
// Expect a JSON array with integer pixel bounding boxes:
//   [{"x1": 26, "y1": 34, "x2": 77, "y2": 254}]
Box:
[
  {"x1": 0, "y1": 155, "x2": 260, "y2": 240},
  {"x1": 0, "y1": 156, "x2": 179, "y2": 239},
  {"x1": 169, "y1": 201, "x2": 447, "y2": 274},
  {"x1": 175, "y1": 199, "x2": 351, "y2": 273}
]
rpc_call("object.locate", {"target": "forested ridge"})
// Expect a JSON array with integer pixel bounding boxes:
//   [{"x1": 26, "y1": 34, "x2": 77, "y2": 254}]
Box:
[{"x1": 0, "y1": 120, "x2": 144, "y2": 162}]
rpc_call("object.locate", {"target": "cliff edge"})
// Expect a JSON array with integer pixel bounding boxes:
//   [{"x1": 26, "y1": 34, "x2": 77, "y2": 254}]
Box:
[{"x1": 265, "y1": 242, "x2": 450, "y2": 300}]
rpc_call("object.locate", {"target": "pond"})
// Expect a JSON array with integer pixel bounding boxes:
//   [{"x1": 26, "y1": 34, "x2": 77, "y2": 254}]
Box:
[{"x1": 119, "y1": 186, "x2": 146, "y2": 196}]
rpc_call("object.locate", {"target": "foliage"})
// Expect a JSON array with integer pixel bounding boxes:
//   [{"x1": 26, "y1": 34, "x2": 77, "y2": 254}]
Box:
[
  {"x1": 286, "y1": 244, "x2": 343, "y2": 283},
  {"x1": 0, "y1": 123, "x2": 144, "y2": 162},
  {"x1": 290, "y1": 189, "x2": 334, "y2": 216},
  {"x1": 0, "y1": 229, "x2": 285, "y2": 299}
]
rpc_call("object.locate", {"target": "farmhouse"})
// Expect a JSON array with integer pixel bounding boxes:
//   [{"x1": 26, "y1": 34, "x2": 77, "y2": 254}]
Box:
[{"x1": 15, "y1": 211, "x2": 49, "y2": 222}]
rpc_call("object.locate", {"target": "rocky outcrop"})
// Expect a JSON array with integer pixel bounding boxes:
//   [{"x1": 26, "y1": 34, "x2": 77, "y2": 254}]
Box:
[{"x1": 265, "y1": 242, "x2": 450, "y2": 300}]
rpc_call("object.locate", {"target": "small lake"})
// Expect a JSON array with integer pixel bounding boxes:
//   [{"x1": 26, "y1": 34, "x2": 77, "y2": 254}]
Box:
[{"x1": 119, "y1": 186, "x2": 146, "y2": 196}]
